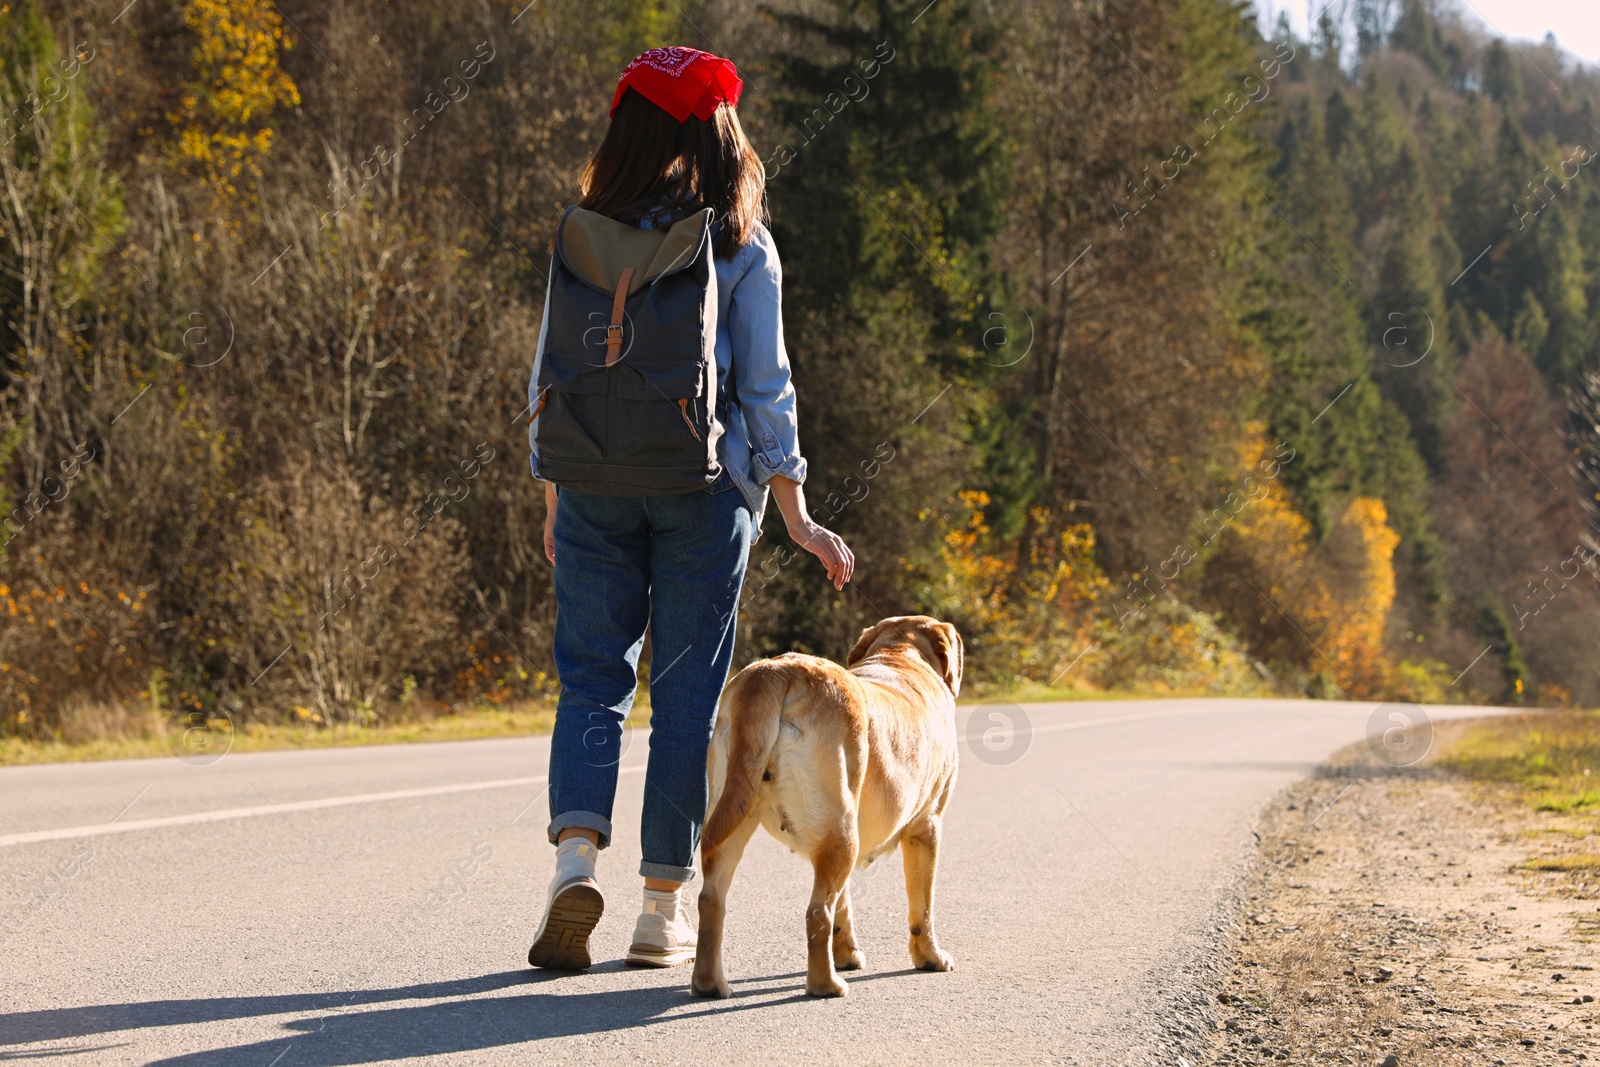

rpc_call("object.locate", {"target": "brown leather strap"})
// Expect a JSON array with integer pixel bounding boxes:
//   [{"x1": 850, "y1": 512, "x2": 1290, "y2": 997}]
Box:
[
  {"x1": 605, "y1": 266, "x2": 634, "y2": 367},
  {"x1": 677, "y1": 398, "x2": 701, "y2": 440}
]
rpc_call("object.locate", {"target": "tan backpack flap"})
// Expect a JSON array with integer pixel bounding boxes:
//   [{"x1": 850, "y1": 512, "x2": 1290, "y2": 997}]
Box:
[{"x1": 556, "y1": 207, "x2": 713, "y2": 296}]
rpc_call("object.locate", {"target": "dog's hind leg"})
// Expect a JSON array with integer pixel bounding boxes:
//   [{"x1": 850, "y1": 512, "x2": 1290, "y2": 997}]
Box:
[
  {"x1": 805, "y1": 830, "x2": 857, "y2": 997},
  {"x1": 901, "y1": 814, "x2": 954, "y2": 972},
  {"x1": 831, "y1": 881, "x2": 864, "y2": 971},
  {"x1": 690, "y1": 812, "x2": 757, "y2": 999}
]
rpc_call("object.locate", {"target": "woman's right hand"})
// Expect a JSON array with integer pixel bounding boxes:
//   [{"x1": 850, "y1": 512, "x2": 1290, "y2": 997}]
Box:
[
  {"x1": 789, "y1": 519, "x2": 854, "y2": 590},
  {"x1": 768, "y1": 474, "x2": 854, "y2": 590}
]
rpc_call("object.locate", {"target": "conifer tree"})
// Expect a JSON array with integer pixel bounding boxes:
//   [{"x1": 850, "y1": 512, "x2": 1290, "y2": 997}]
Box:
[
  {"x1": 1482, "y1": 40, "x2": 1523, "y2": 111},
  {"x1": 753, "y1": 0, "x2": 1007, "y2": 651}
]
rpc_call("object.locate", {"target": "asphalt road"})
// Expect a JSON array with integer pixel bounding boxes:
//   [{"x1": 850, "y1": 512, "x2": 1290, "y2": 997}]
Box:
[{"x1": 0, "y1": 698, "x2": 1506, "y2": 1066}]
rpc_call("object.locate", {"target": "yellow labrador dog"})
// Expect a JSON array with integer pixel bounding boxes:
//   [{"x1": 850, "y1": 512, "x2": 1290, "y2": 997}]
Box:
[{"x1": 691, "y1": 615, "x2": 963, "y2": 999}]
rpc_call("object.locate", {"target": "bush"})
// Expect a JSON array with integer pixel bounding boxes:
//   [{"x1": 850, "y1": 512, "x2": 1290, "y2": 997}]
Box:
[
  {"x1": 1093, "y1": 598, "x2": 1275, "y2": 696},
  {"x1": 214, "y1": 462, "x2": 471, "y2": 724}
]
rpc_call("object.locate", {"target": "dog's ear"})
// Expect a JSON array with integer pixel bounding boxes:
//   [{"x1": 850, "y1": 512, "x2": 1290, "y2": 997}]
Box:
[
  {"x1": 846, "y1": 620, "x2": 893, "y2": 667},
  {"x1": 915, "y1": 619, "x2": 963, "y2": 697}
]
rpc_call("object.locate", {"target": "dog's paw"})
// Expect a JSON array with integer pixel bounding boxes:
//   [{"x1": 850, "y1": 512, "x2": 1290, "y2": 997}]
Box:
[
  {"x1": 913, "y1": 947, "x2": 954, "y2": 972},
  {"x1": 834, "y1": 949, "x2": 865, "y2": 971},
  {"x1": 806, "y1": 975, "x2": 849, "y2": 998},
  {"x1": 690, "y1": 978, "x2": 731, "y2": 999}
]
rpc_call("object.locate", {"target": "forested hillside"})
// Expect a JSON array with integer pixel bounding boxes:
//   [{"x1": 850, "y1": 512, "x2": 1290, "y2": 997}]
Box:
[{"x1": 2, "y1": 0, "x2": 1596, "y2": 739}]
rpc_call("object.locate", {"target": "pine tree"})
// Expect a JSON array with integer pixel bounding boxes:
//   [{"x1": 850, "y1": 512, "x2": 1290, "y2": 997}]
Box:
[
  {"x1": 763, "y1": 0, "x2": 1003, "y2": 332},
  {"x1": 1482, "y1": 40, "x2": 1523, "y2": 111},
  {"x1": 1354, "y1": 0, "x2": 1388, "y2": 60},
  {"x1": 1370, "y1": 143, "x2": 1456, "y2": 469},
  {"x1": 1389, "y1": 0, "x2": 1461, "y2": 84},
  {"x1": 753, "y1": 0, "x2": 1007, "y2": 652},
  {"x1": 1523, "y1": 196, "x2": 1591, "y2": 381},
  {"x1": 1250, "y1": 91, "x2": 1438, "y2": 610}
]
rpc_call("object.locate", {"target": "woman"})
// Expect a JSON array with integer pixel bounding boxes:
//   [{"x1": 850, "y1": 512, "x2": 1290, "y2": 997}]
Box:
[{"x1": 526, "y1": 47, "x2": 853, "y2": 970}]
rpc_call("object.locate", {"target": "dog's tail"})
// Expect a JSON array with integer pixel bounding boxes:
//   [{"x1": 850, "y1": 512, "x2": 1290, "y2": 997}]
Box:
[{"x1": 702, "y1": 662, "x2": 787, "y2": 855}]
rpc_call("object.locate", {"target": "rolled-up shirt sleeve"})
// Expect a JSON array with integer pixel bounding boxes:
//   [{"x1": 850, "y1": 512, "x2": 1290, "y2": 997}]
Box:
[{"x1": 729, "y1": 226, "x2": 807, "y2": 485}]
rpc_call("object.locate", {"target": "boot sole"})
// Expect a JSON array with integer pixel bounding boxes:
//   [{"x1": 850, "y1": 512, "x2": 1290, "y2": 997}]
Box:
[
  {"x1": 624, "y1": 942, "x2": 696, "y2": 968},
  {"x1": 527, "y1": 884, "x2": 604, "y2": 970}
]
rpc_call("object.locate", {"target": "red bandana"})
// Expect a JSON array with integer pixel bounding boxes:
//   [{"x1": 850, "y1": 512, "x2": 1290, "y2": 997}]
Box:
[{"x1": 610, "y1": 47, "x2": 743, "y2": 123}]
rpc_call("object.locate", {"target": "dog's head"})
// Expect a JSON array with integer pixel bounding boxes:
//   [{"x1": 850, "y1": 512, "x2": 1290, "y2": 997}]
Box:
[{"x1": 845, "y1": 615, "x2": 964, "y2": 697}]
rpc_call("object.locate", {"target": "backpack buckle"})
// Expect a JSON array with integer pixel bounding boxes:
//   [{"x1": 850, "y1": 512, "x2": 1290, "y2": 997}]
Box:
[{"x1": 605, "y1": 267, "x2": 635, "y2": 367}]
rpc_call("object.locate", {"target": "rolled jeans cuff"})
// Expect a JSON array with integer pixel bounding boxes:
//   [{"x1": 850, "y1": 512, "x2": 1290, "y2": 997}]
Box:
[
  {"x1": 639, "y1": 859, "x2": 697, "y2": 883},
  {"x1": 548, "y1": 811, "x2": 613, "y2": 849}
]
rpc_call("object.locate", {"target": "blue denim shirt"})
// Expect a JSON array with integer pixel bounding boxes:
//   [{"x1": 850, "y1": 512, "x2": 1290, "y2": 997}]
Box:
[{"x1": 528, "y1": 219, "x2": 806, "y2": 535}]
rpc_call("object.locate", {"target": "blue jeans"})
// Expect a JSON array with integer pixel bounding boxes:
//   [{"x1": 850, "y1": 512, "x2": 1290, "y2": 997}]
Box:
[{"x1": 547, "y1": 474, "x2": 752, "y2": 882}]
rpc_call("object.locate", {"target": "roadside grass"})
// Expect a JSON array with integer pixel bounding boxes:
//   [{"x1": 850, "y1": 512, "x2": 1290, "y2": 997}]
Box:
[
  {"x1": 1438, "y1": 709, "x2": 1600, "y2": 813},
  {"x1": 1515, "y1": 855, "x2": 1600, "y2": 872},
  {"x1": 1439, "y1": 709, "x2": 1600, "y2": 886},
  {"x1": 0, "y1": 677, "x2": 1235, "y2": 767},
  {"x1": 1522, "y1": 825, "x2": 1594, "y2": 839},
  {"x1": 1, "y1": 679, "x2": 1464, "y2": 768},
  {"x1": 0, "y1": 701, "x2": 597, "y2": 767},
  {"x1": 968, "y1": 680, "x2": 1246, "y2": 704}
]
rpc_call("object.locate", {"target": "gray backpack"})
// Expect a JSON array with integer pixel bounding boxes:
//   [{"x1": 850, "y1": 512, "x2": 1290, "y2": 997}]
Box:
[{"x1": 532, "y1": 205, "x2": 722, "y2": 494}]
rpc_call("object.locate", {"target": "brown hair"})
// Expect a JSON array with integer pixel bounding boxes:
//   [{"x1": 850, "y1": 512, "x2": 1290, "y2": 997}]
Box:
[{"x1": 578, "y1": 87, "x2": 767, "y2": 258}]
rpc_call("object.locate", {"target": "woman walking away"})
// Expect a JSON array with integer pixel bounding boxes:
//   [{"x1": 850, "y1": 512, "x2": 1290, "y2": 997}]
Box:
[{"x1": 525, "y1": 47, "x2": 853, "y2": 970}]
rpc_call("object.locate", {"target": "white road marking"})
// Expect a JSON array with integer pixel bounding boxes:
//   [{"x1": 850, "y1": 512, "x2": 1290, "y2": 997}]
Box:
[
  {"x1": 2, "y1": 702, "x2": 1491, "y2": 849},
  {"x1": 0, "y1": 765, "x2": 647, "y2": 849},
  {"x1": 1020, "y1": 704, "x2": 1343, "y2": 738},
  {"x1": 1028, "y1": 707, "x2": 1212, "y2": 736}
]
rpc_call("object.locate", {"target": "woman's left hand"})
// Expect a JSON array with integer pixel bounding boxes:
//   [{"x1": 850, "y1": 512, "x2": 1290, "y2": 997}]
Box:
[{"x1": 543, "y1": 481, "x2": 558, "y2": 565}]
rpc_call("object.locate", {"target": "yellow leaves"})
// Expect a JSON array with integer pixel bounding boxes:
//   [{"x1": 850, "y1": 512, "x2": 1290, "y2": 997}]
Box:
[
  {"x1": 169, "y1": 0, "x2": 300, "y2": 213},
  {"x1": 929, "y1": 491, "x2": 1109, "y2": 686},
  {"x1": 1330, "y1": 496, "x2": 1399, "y2": 648},
  {"x1": 1204, "y1": 434, "x2": 1403, "y2": 697}
]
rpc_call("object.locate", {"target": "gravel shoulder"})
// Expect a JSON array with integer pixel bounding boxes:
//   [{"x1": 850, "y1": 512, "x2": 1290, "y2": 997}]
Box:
[{"x1": 1207, "y1": 720, "x2": 1600, "y2": 1066}]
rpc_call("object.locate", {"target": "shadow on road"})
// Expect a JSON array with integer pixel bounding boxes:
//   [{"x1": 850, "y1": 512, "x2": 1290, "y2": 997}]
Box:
[{"x1": 1, "y1": 966, "x2": 925, "y2": 1063}]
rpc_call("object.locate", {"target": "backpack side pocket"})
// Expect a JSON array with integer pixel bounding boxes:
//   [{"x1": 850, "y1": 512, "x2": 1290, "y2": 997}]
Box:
[
  {"x1": 609, "y1": 361, "x2": 710, "y2": 466},
  {"x1": 535, "y1": 349, "x2": 609, "y2": 463}
]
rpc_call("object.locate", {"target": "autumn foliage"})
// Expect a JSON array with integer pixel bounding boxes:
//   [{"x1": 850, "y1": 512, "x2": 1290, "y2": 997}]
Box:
[
  {"x1": 0, "y1": 0, "x2": 1597, "y2": 743},
  {"x1": 169, "y1": 0, "x2": 300, "y2": 208}
]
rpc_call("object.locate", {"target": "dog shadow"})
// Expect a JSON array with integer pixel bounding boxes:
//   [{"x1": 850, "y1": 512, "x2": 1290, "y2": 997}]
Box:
[{"x1": 2, "y1": 965, "x2": 926, "y2": 1065}]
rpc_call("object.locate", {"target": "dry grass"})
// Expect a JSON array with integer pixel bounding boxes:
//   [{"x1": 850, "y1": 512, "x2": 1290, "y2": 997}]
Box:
[
  {"x1": 1516, "y1": 855, "x2": 1600, "y2": 872},
  {"x1": 0, "y1": 699, "x2": 624, "y2": 766},
  {"x1": 0, "y1": 681, "x2": 1249, "y2": 766}
]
